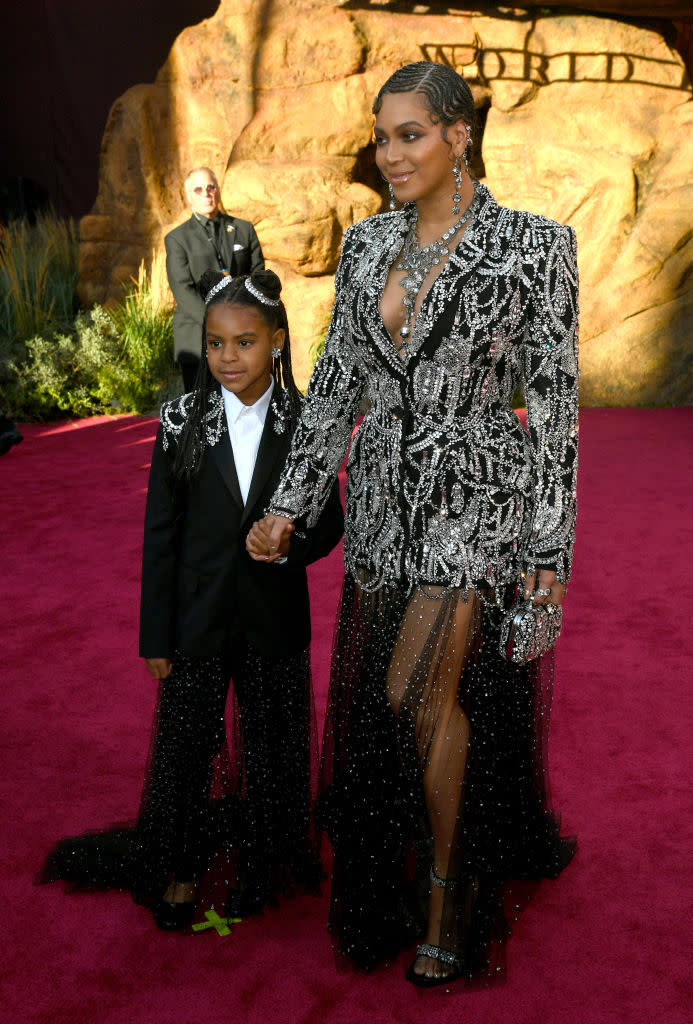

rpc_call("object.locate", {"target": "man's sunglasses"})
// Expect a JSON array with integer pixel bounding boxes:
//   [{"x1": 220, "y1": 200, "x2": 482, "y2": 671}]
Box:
[{"x1": 190, "y1": 184, "x2": 217, "y2": 195}]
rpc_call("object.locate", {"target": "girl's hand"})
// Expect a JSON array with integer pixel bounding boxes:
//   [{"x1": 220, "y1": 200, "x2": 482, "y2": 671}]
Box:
[
  {"x1": 246, "y1": 515, "x2": 294, "y2": 561},
  {"x1": 523, "y1": 568, "x2": 566, "y2": 607},
  {"x1": 145, "y1": 657, "x2": 172, "y2": 679}
]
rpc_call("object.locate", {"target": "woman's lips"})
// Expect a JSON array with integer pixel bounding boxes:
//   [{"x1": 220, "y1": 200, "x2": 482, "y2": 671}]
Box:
[{"x1": 390, "y1": 173, "x2": 412, "y2": 185}]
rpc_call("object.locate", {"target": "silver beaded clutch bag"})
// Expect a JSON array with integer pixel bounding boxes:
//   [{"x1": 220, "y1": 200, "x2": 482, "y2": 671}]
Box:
[{"x1": 499, "y1": 599, "x2": 563, "y2": 665}]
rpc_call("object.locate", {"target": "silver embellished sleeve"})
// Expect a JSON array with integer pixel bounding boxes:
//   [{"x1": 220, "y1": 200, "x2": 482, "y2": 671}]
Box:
[
  {"x1": 522, "y1": 224, "x2": 580, "y2": 583},
  {"x1": 268, "y1": 228, "x2": 366, "y2": 526}
]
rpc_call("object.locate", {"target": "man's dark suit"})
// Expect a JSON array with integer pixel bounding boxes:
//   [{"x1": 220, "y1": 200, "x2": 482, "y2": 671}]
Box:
[
  {"x1": 139, "y1": 387, "x2": 343, "y2": 660},
  {"x1": 164, "y1": 213, "x2": 265, "y2": 363}
]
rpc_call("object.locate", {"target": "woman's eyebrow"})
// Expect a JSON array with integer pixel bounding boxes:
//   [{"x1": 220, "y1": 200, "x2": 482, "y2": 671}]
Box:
[{"x1": 374, "y1": 120, "x2": 426, "y2": 134}]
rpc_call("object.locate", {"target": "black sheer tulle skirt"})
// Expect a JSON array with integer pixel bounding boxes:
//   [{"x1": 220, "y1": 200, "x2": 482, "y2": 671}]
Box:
[
  {"x1": 316, "y1": 572, "x2": 575, "y2": 981},
  {"x1": 39, "y1": 642, "x2": 322, "y2": 920}
]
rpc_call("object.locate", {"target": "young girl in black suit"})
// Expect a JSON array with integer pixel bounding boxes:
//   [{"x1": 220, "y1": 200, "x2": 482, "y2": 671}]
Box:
[{"x1": 41, "y1": 269, "x2": 344, "y2": 930}]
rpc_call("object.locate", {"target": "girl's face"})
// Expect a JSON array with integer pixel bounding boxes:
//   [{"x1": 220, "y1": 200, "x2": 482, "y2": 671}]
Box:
[
  {"x1": 374, "y1": 91, "x2": 468, "y2": 208},
  {"x1": 205, "y1": 303, "x2": 284, "y2": 406}
]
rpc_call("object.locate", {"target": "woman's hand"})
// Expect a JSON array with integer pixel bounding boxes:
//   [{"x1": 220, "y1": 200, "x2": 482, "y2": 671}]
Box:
[
  {"x1": 145, "y1": 657, "x2": 171, "y2": 679},
  {"x1": 246, "y1": 514, "x2": 294, "y2": 561},
  {"x1": 524, "y1": 568, "x2": 566, "y2": 607}
]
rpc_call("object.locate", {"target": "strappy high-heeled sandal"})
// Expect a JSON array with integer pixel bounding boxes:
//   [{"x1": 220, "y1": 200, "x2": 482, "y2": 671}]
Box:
[
  {"x1": 405, "y1": 942, "x2": 465, "y2": 987},
  {"x1": 405, "y1": 866, "x2": 464, "y2": 988}
]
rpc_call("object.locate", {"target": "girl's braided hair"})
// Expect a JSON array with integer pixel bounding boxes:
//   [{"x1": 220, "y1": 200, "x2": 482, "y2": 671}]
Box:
[{"x1": 171, "y1": 269, "x2": 301, "y2": 484}]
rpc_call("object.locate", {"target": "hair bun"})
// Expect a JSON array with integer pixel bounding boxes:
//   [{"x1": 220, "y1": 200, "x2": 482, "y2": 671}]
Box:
[
  {"x1": 248, "y1": 269, "x2": 282, "y2": 302},
  {"x1": 197, "y1": 269, "x2": 226, "y2": 299}
]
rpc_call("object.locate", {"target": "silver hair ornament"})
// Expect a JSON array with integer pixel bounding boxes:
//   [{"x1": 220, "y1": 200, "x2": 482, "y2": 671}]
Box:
[
  {"x1": 205, "y1": 274, "x2": 232, "y2": 304},
  {"x1": 245, "y1": 278, "x2": 281, "y2": 306}
]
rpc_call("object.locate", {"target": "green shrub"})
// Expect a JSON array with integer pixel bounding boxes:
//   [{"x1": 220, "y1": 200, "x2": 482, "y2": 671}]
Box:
[
  {"x1": 0, "y1": 211, "x2": 81, "y2": 417},
  {"x1": 4, "y1": 256, "x2": 178, "y2": 421},
  {"x1": 10, "y1": 306, "x2": 120, "y2": 420}
]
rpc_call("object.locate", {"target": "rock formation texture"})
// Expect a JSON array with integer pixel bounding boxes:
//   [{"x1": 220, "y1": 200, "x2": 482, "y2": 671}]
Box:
[
  {"x1": 79, "y1": 0, "x2": 693, "y2": 404},
  {"x1": 500, "y1": 2, "x2": 693, "y2": 13}
]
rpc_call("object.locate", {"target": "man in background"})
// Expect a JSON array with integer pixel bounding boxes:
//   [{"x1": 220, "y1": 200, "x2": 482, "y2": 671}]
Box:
[{"x1": 165, "y1": 167, "x2": 265, "y2": 391}]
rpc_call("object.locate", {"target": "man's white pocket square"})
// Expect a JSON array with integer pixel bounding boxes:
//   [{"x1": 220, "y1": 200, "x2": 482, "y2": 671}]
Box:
[{"x1": 233, "y1": 243, "x2": 245, "y2": 251}]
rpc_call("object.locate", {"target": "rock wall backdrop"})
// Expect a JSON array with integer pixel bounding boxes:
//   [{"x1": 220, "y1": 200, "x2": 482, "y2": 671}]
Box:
[{"x1": 79, "y1": 0, "x2": 693, "y2": 404}]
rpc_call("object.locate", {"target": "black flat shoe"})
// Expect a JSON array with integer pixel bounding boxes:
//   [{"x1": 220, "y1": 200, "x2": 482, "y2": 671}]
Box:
[
  {"x1": 225, "y1": 879, "x2": 275, "y2": 918},
  {"x1": 149, "y1": 899, "x2": 195, "y2": 931}
]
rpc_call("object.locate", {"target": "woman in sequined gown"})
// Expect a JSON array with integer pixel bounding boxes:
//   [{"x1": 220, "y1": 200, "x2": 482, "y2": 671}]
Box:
[{"x1": 248, "y1": 62, "x2": 579, "y2": 987}]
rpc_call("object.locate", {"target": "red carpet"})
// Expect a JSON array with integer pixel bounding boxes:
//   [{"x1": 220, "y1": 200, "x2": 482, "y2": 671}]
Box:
[{"x1": 2, "y1": 409, "x2": 691, "y2": 1024}]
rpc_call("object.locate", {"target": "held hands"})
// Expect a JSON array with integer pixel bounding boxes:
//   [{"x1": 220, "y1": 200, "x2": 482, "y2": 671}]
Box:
[
  {"x1": 144, "y1": 519, "x2": 294, "y2": 684},
  {"x1": 523, "y1": 568, "x2": 566, "y2": 607},
  {"x1": 145, "y1": 657, "x2": 172, "y2": 680},
  {"x1": 246, "y1": 514, "x2": 294, "y2": 562}
]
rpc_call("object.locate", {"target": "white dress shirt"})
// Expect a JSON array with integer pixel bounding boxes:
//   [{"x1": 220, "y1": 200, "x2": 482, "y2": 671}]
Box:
[{"x1": 222, "y1": 379, "x2": 274, "y2": 504}]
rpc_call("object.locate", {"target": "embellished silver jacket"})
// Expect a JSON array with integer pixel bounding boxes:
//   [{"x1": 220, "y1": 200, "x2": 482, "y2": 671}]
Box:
[
  {"x1": 270, "y1": 183, "x2": 579, "y2": 595},
  {"x1": 159, "y1": 386, "x2": 289, "y2": 453}
]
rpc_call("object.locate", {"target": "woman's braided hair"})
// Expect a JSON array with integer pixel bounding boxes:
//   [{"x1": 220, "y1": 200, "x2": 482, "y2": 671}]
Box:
[
  {"x1": 171, "y1": 269, "x2": 301, "y2": 484},
  {"x1": 372, "y1": 61, "x2": 478, "y2": 155}
]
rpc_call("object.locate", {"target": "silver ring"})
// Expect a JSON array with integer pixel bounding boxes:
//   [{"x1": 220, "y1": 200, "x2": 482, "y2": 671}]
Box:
[{"x1": 537, "y1": 587, "x2": 551, "y2": 597}]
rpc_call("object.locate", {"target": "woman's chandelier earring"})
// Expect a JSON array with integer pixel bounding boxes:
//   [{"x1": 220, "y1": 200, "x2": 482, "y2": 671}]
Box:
[
  {"x1": 388, "y1": 181, "x2": 397, "y2": 211},
  {"x1": 452, "y1": 159, "x2": 462, "y2": 216},
  {"x1": 464, "y1": 126, "x2": 473, "y2": 175}
]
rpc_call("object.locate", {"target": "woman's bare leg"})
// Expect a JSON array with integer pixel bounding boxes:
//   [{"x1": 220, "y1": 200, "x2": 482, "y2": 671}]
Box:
[{"x1": 386, "y1": 589, "x2": 477, "y2": 979}]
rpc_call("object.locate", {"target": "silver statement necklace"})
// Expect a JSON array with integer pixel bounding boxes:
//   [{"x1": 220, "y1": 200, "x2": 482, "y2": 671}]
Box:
[{"x1": 395, "y1": 189, "x2": 478, "y2": 343}]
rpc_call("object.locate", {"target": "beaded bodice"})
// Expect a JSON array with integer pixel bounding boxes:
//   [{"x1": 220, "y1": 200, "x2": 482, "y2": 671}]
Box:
[{"x1": 270, "y1": 183, "x2": 579, "y2": 594}]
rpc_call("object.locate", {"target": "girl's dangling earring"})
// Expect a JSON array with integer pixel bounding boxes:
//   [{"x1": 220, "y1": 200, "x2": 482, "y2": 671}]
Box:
[
  {"x1": 272, "y1": 346, "x2": 282, "y2": 385},
  {"x1": 452, "y1": 159, "x2": 462, "y2": 216}
]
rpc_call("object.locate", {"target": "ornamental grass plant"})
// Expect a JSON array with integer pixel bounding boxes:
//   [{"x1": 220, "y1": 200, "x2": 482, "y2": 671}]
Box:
[
  {"x1": 2, "y1": 241, "x2": 178, "y2": 420},
  {"x1": 0, "y1": 211, "x2": 79, "y2": 346},
  {"x1": 0, "y1": 212, "x2": 81, "y2": 416},
  {"x1": 103, "y1": 253, "x2": 178, "y2": 414}
]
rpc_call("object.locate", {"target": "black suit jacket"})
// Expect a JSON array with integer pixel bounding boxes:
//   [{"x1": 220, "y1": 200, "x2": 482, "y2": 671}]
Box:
[
  {"x1": 164, "y1": 213, "x2": 265, "y2": 360},
  {"x1": 139, "y1": 387, "x2": 344, "y2": 660}
]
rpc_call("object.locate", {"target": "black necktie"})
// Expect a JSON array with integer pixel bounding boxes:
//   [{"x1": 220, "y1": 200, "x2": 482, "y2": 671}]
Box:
[{"x1": 205, "y1": 219, "x2": 225, "y2": 270}]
